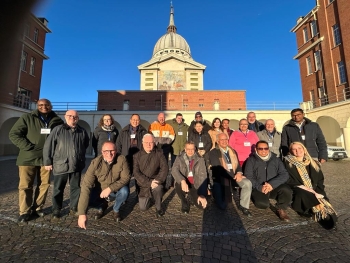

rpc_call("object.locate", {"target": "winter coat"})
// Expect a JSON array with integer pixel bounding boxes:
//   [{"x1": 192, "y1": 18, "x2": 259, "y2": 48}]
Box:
[
  {"x1": 9, "y1": 109, "x2": 63, "y2": 166},
  {"x1": 228, "y1": 130, "x2": 259, "y2": 162},
  {"x1": 77, "y1": 154, "x2": 131, "y2": 215},
  {"x1": 170, "y1": 119, "x2": 189, "y2": 155},
  {"x1": 281, "y1": 118, "x2": 327, "y2": 160},
  {"x1": 92, "y1": 125, "x2": 119, "y2": 157},
  {"x1": 133, "y1": 148, "x2": 168, "y2": 198},
  {"x1": 248, "y1": 121, "x2": 265, "y2": 133},
  {"x1": 188, "y1": 120, "x2": 211, "y2": 138},
  {"x1": 188, "y1": 130, "x2": 212, "y2": 156},
  {"x1": 148, "y1": 121, "x2": 175, "y2": 156},
  {"x1": 43, "y1": 124, "x2": 90, "y2": 175},
  {"x1": 171, "y1": 151, "x2": 208, "y2": 196},
  {"x1": 244, "y1": 152, "x2": 289, "y2": 192},
  {"x1": 257, "y1": 129, "x2": 282, "y2": 157}
]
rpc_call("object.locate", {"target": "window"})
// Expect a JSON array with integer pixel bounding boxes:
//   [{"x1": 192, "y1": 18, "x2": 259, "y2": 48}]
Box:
[
  {"x1": 145, "y1": 73, "x2": 153, "y2": 76},
  {"x1": 303, "y1": 27, "x2": 309, "y2": 43},
  {"x1": 29, "y1": 57, "x2": 36, "y2": 75},
  {"x1": 21, "y1": 51, "x2": 28, "y2": 71},
  {"x1": 34, "y1": 28, "x2": 39, "y2": 43},
  {"x1": 318, "y1": 86, "x2": 328, "y2": 106},
  {"x1": 190, "y1": 73, "x2": 198, "y2": 76},
  {"x1": 24, "y1": 23, "x2": 30, "y2": 37},
  {"x1": 190, "y1": 83, "x2": 198, "y2": 86},
  {"x1": 13, "y1": 87, "x2": 31, "y2": 109},
  {"x1": 306, "y1": 56, "x2": 312, "y2": 75},
  {"x1": 310, "y1": 90, "x2": 315, "y2": 102},
  {"x1": 139, "y1": 99, "x2": 145, "y2": 107},
  {"x1": 314, "y1": 51, "x2": 321, "y2": 71},
  {"x1": 310, "y1": 21, "x2": 318, "y2": 37},
  {"x1": 145, "y1": 78, "x2": 153, "y2": 81},
  {"x1": 190, "y1": 78, "x2": 198, "y2": 81},
  {"x1": 333, "y1": 24, "x2": 341, "y2": 46},
  {"x1": 183, "y1": 99, "x2": 188, "y2": 108},
  {"x1": 145, "y1": 83, "x2": 153, "y2": 86},
  {"x1": 337, "y1": 61, "x2": 347, "y2": 84}
]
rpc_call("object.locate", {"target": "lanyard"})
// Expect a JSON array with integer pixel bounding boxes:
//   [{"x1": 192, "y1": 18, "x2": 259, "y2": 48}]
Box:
[
  {"x1": 240, "y1": 130, "x2": 249, "y2": 140},
  {"x1": 39, "y1": 115, "x2": 51, "y2": 128},
  {"x1": 107, "y1": 132, "x2": 111, "y2": 141}
]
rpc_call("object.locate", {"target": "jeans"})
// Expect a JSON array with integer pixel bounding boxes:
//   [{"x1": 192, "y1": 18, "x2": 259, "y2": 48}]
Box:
[{"x1": 109, "y1": 186, "x2": 129, "y2": 213}]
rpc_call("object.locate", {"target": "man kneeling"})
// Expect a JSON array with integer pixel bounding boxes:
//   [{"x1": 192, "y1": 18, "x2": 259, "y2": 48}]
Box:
[
  {"x1": 244, "y1": 140, "x2": 292, "y2": 222},
  {"x1": 172, "y1": 141, "x2": 208, "y2": 213},
  {"x1": 78, "y1": 142, "x2": 130, "y2": 229}
]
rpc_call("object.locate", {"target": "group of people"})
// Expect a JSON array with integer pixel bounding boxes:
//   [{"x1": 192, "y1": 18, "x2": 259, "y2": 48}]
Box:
[{"x1": 9, "y1": 100, "x2": 337, "y2": 230}]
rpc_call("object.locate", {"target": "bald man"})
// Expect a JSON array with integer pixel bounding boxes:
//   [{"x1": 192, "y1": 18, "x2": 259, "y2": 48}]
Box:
[{"x1": 43, "y1": 110, "x2": 89, "y2": 219}]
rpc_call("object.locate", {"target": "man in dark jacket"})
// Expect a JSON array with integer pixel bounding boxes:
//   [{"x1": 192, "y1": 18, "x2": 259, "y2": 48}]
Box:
[
  {"x1": 133, "y1": 134, "x2": 168, "y2": 217},
  {"x1": 9, "y1": 99, "x2": 63, "y2": 222},
  {"x1": 77, "y1": 142, "x2": 130, "y2": 229},
  {"x1": 247, "y1": 111, "x2": 265, "y2": 132},
  {"x1": 244, "y1": 140, "x2": 292, "y2": 222},
  {"x1": 172, "y1": 141, "x2": 208, "y2": 214},
  {"x1": 43, "y1": 110, "x2": 89, "y2": 219},
  {"x1": 188, "y1": 111, "x2": 211, "y2": 138},
  {"x1": 281, "y1": 108, "x2": 327, "y2": 163}
]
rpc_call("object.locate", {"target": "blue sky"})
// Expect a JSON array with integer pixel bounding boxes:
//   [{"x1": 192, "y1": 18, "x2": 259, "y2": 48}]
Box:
[{"x1": 34, "y1": 0, "x2": 316, "y2": 105}]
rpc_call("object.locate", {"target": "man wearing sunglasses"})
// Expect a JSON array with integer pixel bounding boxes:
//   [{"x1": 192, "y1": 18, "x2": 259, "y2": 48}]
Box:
[{"x1": 244, "y1": 140, "x2": 292, "y2": 222}]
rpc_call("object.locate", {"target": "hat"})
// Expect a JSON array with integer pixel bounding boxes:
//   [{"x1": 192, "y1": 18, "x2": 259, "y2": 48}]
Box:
[{"x1": 195, "y1": 112, "x2": 202, "y2": 117}]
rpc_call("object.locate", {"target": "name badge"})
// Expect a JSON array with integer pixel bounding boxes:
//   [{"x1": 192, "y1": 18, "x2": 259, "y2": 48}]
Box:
[
  {"x1": 162, "y1": 131, "x2": 169, "y2": 137},
  {"x1": 227, "y1": 163, "x2": 233, "y2": 170},
  {"x1": 130, "y1": 134, "x2": 136, "y2": 139},
  {"x1": 301, "y1": 135, "x2": 306, "y2": 140},
  {"x1": 41, "y1": 128, "x2": 51, "y2": 134},
  {"x1": 244, "y1": 142, "x2": 251, "y2": 147},
  {"x1": 268, "y1": 142, "x2": 273, "y2": 147},
  {"x1": 178, "y1": 131, "x2": 183, "y2": 136},
  {"x1": 198, "y1": 142, "x2": 204, "y2": 148},
  {"x1": 188, "y1": 171, "x2": 193, "y2": 177}
]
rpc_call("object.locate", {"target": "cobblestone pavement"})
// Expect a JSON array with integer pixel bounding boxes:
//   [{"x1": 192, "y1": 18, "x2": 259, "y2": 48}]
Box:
[{"x1": 0, "y1": 158, "x2": 350, "y2": 263}]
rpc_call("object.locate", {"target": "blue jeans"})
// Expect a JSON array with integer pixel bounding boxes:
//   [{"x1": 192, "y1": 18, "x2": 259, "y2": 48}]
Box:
[{"x1": 109, "y1": 186, "x2": 129, "y2": 213}]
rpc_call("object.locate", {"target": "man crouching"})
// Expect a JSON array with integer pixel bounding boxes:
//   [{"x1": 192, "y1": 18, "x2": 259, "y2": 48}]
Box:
[{"x1": 78, "y1": 142, "x2": 130, "y2": 229}]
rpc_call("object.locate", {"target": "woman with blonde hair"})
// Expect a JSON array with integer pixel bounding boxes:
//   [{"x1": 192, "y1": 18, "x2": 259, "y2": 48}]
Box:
[{"x1": 284, "y1": 141, "x2": 337, "y2": 229}]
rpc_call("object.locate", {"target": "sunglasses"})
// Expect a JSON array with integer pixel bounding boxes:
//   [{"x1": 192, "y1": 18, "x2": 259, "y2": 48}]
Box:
[{"x1": 257, "y1": 147, "x2": 269, "y2": 151}]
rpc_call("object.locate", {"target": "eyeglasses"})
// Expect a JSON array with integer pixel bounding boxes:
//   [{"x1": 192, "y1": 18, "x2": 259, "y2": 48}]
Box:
[
  {"x1": 239, "y1": 124, "x2": 248, "y2": 126},
  {"x1": 66, "y1": 115, "x2": 79, "y2": 119},
  {"x1": 102, "y1": 150, "x2": 116, "y2": 154},
  {"x1": 257, "y1": 147, "x2": 269, "y2": 151},
  {"x1": 38, "y1": 104, "x2": 51, "y2": 107}
]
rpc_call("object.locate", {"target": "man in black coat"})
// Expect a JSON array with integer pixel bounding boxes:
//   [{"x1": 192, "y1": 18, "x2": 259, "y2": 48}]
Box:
[{"x1": 188, "y1": 111, "x2": 211, "y2": 138}]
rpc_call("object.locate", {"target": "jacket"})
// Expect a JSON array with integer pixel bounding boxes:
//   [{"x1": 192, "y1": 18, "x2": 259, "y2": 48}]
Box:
[
  {"x1": 248, "y1": 121, "x2": 265, "y2": 133},
  {"x1": 133, "y1": 148, "x2": 168, "y2": 198},
  {"x1": 77, "y1": 154, "x2": 131, "y2": 215},
  {"x1": 148, "y1": 121, "x2": 175, "y2": 155},
  {"x1": 228, "y1": 130, "x2": 259, "y2": 162},
  {"x1": 9, "y1": 109, "x2": 63, "y2": 166},
  {"x1": 171, "y1": 151, "x2": 208, "y2": 196},
  {"x1": 257, "y1": 129, "x2": 282, "y2": 157},
  {"x1": 188, "y1": 130, "x2": 212, "y2": 155},
  {"x1": 170, "y1": 118, "x2": 189, "y2": 155},
  {"x1": 244, "y1": 152, "x2": 289, "y2": 192},
  {"x1": 281, "y1": 118, "x2": 327, "y2": 160},
  {"x1": 92, "y1": 125, "x2": 119, "y2": 157},
  {"x1": 116, "y1": 124, "x2": 147, "y2": 157},
  {"x1": 43, "y1": 123, "x2": 90, "y2": 175},
  {"x1": 188, "y1": 120, "x2": 211, "y2": 138}
]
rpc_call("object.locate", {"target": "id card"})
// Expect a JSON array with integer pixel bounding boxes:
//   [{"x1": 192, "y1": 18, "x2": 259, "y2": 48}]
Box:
[
  {"x1": 178, "y1": 131, "x2": 183, "y2": 136},
  {"x1": 244, "y1": 141, "x2": 251, "y2": 147},
  {"x1": 198, "y1": 142, "x2": 204, "y2": 148},
  {"x1": 188, "y1": 171, "x2": 193, "y2": 177},
  {"x1": 268, "y1": 142, "x2": 273, "y2": 147},
  {"x1": 301, "y1": 135, "x2": 305, "y2": 140},
  {"x1": 130, "y1": 134, "x2": 136, "y2": 139},
  {"x1": 227, "y1": 163, "x2": 233, "y2": 170},
  {"x1": 41, "y1": 128, "x2": 51, "y2": 134}
]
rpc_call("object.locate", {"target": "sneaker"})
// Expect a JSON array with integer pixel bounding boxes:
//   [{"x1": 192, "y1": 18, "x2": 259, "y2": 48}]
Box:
[
  {"x1": 18, "y1": 214, "x2": 30, "y2": 223},
  {"x1": 277, "y1": 209, "x2": 290, "y2": 222},
  {"x1": 239, "y1": 206, "x2": 252, "y2": 217}
]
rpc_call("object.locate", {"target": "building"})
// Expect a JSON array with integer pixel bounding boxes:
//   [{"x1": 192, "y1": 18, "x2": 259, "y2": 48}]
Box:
[
  {"x1": 291, "y1": 0, "x2": 350, "y2": 109},
  {"x1": 1, "y1": 13, "x2": 51, "y2": 109},
  {"x1": 98, "y1": 4, "x2": 247, "y2": 111}
]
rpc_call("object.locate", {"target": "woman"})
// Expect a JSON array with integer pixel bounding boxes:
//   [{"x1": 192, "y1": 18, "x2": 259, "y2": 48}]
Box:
[
  {"x1": 188, "y1": 121, "x2": 212, "y2": 159},
  {"x1": 92, "y1": 114, "x2": 119, "y2": 157},
  {"x1": 229, "y1": 118, "x2": 259, "y2": 166},
  {"x1": 284, "y1": 142, "x2": 337, "y2": 229},
  {"x1": 208, "y1": 117, "x2": 227, "y2": 150}
]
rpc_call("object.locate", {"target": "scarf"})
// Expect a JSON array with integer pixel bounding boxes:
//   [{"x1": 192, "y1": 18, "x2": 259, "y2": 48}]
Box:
[
  {"x1": 219, "y1": 147, "x2": 238, "y2": 173},
  {"x1": 102, "y1": 124, "x2": 115, "y2": 131},
  {"x1": 284, "y1": 154, "x2": 336, "y2": 221},
  {"x1": 256, "y1": 152, "x2": 271, "y2": 161}
]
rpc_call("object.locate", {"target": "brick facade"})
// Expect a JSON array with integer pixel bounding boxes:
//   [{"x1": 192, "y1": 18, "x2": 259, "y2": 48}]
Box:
[
  {"x1": 97, "y1": 90, "x2": 246, "y2": 111},
  {"x1": 291, "y1": 0, "x2": 350, "y2": 108}
]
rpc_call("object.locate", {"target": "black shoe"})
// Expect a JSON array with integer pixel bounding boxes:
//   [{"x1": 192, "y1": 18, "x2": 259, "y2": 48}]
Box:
[
  {"x1": 94, "y1": 209, "x2": 104, "y2": 220},
  {"x1": 239, "y1": 206, "x2": 252, "y2": 217},
  {"x1": 113, "y1": 212, "x2": 121, "y2": 222},
  {"x1": 181, "y1": 203, "x2": 190, "y2": 214},
  {"x1": 52, "y1": 210, "x2": 60, "y2": 220},
  {"x1": 18, "y1": 214, "x2": 30, "y2": 223},
  {"x1": 32, "y1": 210, "x2": 45, "y2": 217},
  {"x1": 156, "y1": 209, "x2": 165, "y2": 218}
]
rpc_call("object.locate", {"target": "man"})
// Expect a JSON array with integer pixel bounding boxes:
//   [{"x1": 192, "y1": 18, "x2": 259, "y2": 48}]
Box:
[
  {"x1": 148, "y1": 112, "x2": 175, "y2": 161},
  {"x1": 247, "y1": 111, "x2": 265, "y2": 132},
  {"x1": 257, "y1": 119, "x2": 282, "y2": 158},
  {"x1": 43, "y1": 110, "x2": 89, "y2": 219},
  {"x1": 169, "y1": 113, "x2": 189, "y2": 165},
  {"x1": 209, "y1": 133, "x2": 253, "y2": 216},
  {"x1": 77, "y1": 142, "x2": 130, "y2": 229},
  {"x1": 188, "y1": 111, "x2": 211, "y2": 138},
  {"x1": 171, "y1": 141, "x2": 208, "y2": 214},
  {"x1": 222, "y1": 119, "x2": 234, "y2": 138},
  {"x1": 244, "y1": 140, "x2": 292, "y2": 222},
  {"x1": 133, "y1": 134, "x2": 168, "y2": 217},
  {"x1": 281, "y1": 108, "x2": 327, "y2": 163},
  {"x1": 116, "y1": 114, "x2": 148, "y2": 173},
  {"x1": 9, "y1": 99, "x2": 63, "y2": 222}
]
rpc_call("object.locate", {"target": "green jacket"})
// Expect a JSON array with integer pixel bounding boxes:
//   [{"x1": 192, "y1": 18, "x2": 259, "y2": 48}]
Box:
[
  {"x1": 170, "y1": 118, "x2": 189, "y2": 155},
  {"x1": 77, "y1": 154, "x2": 131, "y2": 215},
  {"x1": 9, "y1": 109, "x2": 63, "y2": 166}
]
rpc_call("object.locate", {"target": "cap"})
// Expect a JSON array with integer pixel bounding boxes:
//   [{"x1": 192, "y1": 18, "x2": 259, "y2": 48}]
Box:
[{"x1": 195, "y1": 112, "x2": 202, "y2": 117}]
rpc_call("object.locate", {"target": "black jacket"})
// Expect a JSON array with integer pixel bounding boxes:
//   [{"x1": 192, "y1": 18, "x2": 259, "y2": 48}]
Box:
[
  {"x1": 244, "y1": 153, "x2": 289, "y2": 192},
  {"x1": 92, "y1": 126, "x2": 119, "y2": 157},
  {"x1": 188, "y1": 120, "x2": 211, "y2": 138},
  {"x1": 248, "y1": 120, "x2": 265, "y2": 133},
  {"x1": 43, "y1": 124, "x2": 90, "y2": 175},
  {"x1": 188, "y1": 130, "x2": 212, "y2": 154},
  {"x1": 281, "y1": 118, "x2": 327, "y2": 160}
]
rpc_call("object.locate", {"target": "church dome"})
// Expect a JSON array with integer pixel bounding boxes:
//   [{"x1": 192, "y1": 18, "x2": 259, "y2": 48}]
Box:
[{"x1": 152, "y1": 5, "x2": 191, "y2": 58}]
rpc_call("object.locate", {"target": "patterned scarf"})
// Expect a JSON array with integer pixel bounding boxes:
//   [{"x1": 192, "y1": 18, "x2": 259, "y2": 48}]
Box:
[
  {"x1": 285, "y1": 154, "x2": 337, "y2": 221},
  {"x1": 102, "y1": 124, "x2": 115, "y2": 131},
  {"x1": 219, "y1": 147, "x2": 238, "y2": 173}
]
